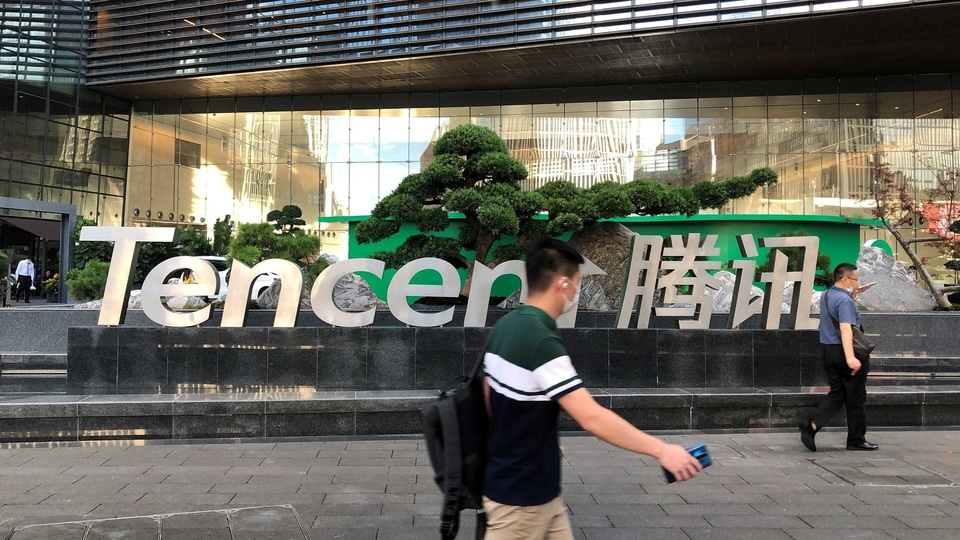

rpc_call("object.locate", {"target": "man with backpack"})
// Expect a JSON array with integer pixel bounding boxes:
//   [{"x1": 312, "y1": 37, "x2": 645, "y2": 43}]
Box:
[{"x1": 481, "y1": 238, "x2": 704, "y2": 539}]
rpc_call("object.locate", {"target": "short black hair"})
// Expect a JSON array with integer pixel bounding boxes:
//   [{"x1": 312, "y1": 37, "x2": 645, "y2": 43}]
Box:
[
  {"x1": 525, "y1": 239, "x2": 584, "y2": 293},
  {"x1": 833, "y1": 262, "x2": 857, "y2": 282}
]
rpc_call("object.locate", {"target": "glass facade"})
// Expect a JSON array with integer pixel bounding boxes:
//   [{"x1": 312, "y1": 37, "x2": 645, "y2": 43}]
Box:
[
  {"x1": 128, "y1": 76, "x2": 960, "y2": 272},
  {"x1": 1, "y1": 0, "x2": 130, "y2": 225}
]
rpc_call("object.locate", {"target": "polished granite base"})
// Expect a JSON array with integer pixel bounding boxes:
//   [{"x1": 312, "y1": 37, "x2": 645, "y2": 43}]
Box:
[
  {"x1": 1, "y1": 383, "x2": 959, "y2": 443},
  {"x1": 67, "y1": 326, "x2": 833, "y2": 392}
]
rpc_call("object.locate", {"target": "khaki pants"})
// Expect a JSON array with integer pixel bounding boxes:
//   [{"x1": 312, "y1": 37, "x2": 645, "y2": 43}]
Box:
[{"x1": 482, "y1": 496, "x2": 573, "y2": 540}]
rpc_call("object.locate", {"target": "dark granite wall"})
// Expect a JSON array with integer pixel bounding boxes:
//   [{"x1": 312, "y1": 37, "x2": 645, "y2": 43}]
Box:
[{"x1": 67, "y1": 326, "x2": 828, "y2": 392}]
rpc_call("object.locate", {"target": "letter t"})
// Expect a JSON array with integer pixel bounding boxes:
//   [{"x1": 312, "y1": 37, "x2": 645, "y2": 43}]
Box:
[{"x1": 79, "y1": 227, "x2": 176, "y2": 325}]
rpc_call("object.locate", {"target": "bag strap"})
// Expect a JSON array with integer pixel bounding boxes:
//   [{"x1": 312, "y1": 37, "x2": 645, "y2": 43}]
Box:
[
  {"x1": 439, "y1": 331, "x2": 492, "y2": 540},
  {"x1": 824, "y1": 289, "x2": 864, "y2": 333},
  {"x1": 439, "y1": 400, "x2": 462, "y2": 540},
  {"x1": 824, "y1": 289, "x2": 839, "y2": 329}
]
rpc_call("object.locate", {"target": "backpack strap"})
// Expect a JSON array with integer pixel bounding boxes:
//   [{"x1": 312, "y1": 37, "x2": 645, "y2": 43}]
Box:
[{"x1": 439, "y1": 398, "x2": 462, "y2": 540}]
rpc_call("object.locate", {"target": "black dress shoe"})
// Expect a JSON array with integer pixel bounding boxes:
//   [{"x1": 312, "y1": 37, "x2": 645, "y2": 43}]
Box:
[
  {"x1": 846, "y1": 441, "x2": 879, "y2": 451},
  {"x1": 799, "y1": 422, "x2": 816, "y2": 452}
]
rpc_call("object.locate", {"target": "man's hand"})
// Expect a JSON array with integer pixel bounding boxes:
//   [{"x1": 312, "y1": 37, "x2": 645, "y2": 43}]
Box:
[
  {"x1": 655, "y1": 444, "x2": 703, "y2": 484},
  {"x1": 847, "y1": 356, "x2": 862, "y2": 376}
]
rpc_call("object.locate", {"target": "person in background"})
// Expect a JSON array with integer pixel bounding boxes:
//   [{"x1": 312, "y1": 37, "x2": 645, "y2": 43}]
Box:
[
  {"x1": 800, "y1": 263, "x2": 878, "y2": 452},
  {"x1": 13, "y1": 256, "x2": 35, "y2": 303}
]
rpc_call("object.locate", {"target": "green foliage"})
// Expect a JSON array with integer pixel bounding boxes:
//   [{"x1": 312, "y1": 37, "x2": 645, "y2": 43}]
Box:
[
  {"x1": 65, "y1": 261, "x2": 110, "y2": 300},
  {"x1": 228, "y1": 222, "x2": 321, "y2": 268},
  {"x1": 131, "y1": 227, "x2": 214, "y2": 284},
  {"x1": 74, "y1": 217, "x2": 112, "y2": 268},
  {"x1": 174, "y1": 227, "x2": 214, "y2": 257},
  {"x1": 356, "y1": 123, "x2": 778, "y2": 286},
  {"x1": 0, "y1": 250, "x2": 8, "y2": 275},
  {"x1": 267, "y1": 205, "x2": 308, "y2": 233},
  {"x1": 303, "y1": 258, "x2": 331, "y2": 283},
  {"x1": 213, "y1": 215, "x2": 233, "y2": 255},
  {"x1": 755, "y1": 229, "x2": 833, "y2": 287}
]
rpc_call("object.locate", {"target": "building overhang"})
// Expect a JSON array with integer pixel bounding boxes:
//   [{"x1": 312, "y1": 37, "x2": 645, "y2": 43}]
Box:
[{"x1": 89, "y1": 2, "x2": 960, "y2": 101}]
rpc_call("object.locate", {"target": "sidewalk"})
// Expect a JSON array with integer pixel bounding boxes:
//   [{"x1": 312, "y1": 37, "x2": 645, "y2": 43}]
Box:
[{"x1": 1, "y1": 429, "x2": 959, "y2": 539}]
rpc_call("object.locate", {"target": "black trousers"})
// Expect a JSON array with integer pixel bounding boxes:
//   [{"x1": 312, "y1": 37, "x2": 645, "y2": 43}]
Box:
[
  {"x1": 16, "y1": 275, "x2": 32, "y2": 302},
  {"x1": 809, "y1": 344, "x2": 869, "y2": 446}
]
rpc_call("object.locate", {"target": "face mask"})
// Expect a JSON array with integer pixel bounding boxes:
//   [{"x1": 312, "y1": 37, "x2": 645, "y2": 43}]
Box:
[
  {"x1": 561, "y1": 283, "x2": 581, "y2": 314},
  {"x1": 845, "y1": 287, "x2": 855, "y2": 295}
]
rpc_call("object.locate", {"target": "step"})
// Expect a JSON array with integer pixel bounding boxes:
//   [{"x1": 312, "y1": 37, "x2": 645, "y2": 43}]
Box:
[
  {"x1": 0, "y1": 352, "x2": 66, "y2": 374},
  {"x1": 0, "y1": 386, "x2": 959, "y2": 444}
]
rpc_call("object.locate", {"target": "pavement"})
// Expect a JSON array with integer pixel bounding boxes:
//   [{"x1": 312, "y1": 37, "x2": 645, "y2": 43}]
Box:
[{"x1": 1, "y1": 429, "x2": 959, "y2": 540}]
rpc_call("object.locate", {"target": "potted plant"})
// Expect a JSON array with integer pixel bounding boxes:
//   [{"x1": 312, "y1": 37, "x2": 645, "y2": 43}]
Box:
[{"x1": 43, "y1": 272, "x2": 59, "y2": 302}]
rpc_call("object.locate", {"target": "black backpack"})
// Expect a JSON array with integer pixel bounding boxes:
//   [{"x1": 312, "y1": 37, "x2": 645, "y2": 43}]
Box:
[{"x1": 421, "y1": 349, "x2": 490, "y2": 540}]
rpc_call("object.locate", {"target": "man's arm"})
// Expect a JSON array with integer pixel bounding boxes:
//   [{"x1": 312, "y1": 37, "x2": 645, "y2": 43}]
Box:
[{"x1": 557, "y1": 387, "x2": 703, "y2": 482}]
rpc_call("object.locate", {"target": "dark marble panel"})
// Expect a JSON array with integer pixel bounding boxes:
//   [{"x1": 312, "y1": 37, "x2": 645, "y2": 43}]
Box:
[
  {"x1": 560, "y1": 329, "x2": 609, "y2": 387},
  {"x1": 317, "y1": 327, "x2": 367, "y2": 389},
  {"x1": 799, "y1": 331, "x2": 826, "y2": 386},
  {"x1": 167, "y1": 327, "x2": 220, "y2": 386},
  {"x1": 79, "y1": 415, "x2": 173, "y2": 440},
  {"x1": 558, "y1": 411, "x2": 580, "y2": 432},
  {"x1": 0, "y1": 402, "x2": 78, "y2": 419},
  {"x1": 704, "y1": 331, "x2": 754, "y2": 387},
  {"x1": 367, "y1": 328, "x2": 416, "y2": 389},
  {"x1": 173, "y1": 415, "x2": 264, "y2": 439},
  {"x1": 866, "y1": 404, "x2": 922, "y2": 427},
  {"x1": 218, "y1": 328, "x2": 269, "y2": 386},
  {"x1": 616, "y1": 407, "x2": 692, "y2": 431},
  {"x1": 753, "y1": 330, "x2": 802, "y2": 387},
  {"x1": 353, "y1": 395, "x2": 434, "y2": 413},
  {"x1": 694, "y1": 405, "x2": 770, "y2": 430},
  {"x1": 692, "y1": 390, "x2": 771, "y2": 408},
  {"x1": 463, "y1": 327, "x2": 493, "y2": 375},
  {"x1": 766, "y1": 388, "x2": 823, "y2": 407},
  {"x1": 266, "y1": 412, "x2": 356, "y2": 437},
  {"x1": 67, "y1": 327, "x2": 120, "y2": 390},
  {"x1": 173, "y1": 400, "x2": 264, "y2": 416},
  {"x1": 770, "y1": 406, "x2": 809, "y2": 428},
  {"x1": 606, "y1": 389, "x2": 693, "y2": 409},
  {"x1": 117, "y1": 327, "x2": 168, "y2": 389},
  {"x1": 922, "y1": 404, "x2": 960, "y2": 427},
  {"x1": 79, "y1": 399, "x2": 174, "y2": 417},
  {"x1": 356, "y1": 411, "x2": 420, "y2": 435},
  {"x1": 918, "y1": 387, "x2": 960, "y2": 404},
  {"x1": 864, "y1": 388, "x2": 924, "y2": 406},
  {"x1": 657, "y1": 331, "x2": 705, "y2": 388},
  {"x1": 0, "y1": 417, "x2": 77, "y2": 442},
  {"x1": 608, "y1": 330, "x2": 658, "y2": 388},
  {"x1": 265, "y1": 394, "x2": 358, "y2": 414},
  {"x1": 416, "y1": 327, "x2": 464, "y2": 389},
  {"x1": 267, "y1": 327, "x2": 319, "y2": 386}
]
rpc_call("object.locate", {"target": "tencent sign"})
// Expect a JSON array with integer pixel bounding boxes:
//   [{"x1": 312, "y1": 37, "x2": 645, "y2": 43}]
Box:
[{"x1": 80, "y1": 227, "x2": 820, "y2": 331}]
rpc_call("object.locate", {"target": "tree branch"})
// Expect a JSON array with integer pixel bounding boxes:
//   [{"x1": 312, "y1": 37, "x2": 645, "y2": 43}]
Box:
[{"x1": 903, "y1": 237, "x2": 938, "y2": 245}]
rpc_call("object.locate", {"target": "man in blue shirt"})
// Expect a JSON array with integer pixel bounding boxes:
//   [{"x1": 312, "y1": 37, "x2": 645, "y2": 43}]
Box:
[
  {"x1": 800, "y1": 263, "x2": 878, "y2": 452},
  {"x1": 482, "y1": 239, "x2": 703, "y2": 539}
]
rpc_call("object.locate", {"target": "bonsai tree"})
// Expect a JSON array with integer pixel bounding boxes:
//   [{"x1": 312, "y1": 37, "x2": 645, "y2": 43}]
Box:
[
  {"x1": 267, "y1": 205, "x2": 307, "y2": 234},
  {"x1": 228, "y1": 205, "x2": 326, "y2": 281},
  {"x1": 356, "y1": 123, "x2": 778, "y2": 296}
]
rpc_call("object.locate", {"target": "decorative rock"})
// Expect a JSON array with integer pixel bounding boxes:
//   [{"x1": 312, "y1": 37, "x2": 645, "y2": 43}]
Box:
[
  {"x1": 855, "y1": 247, "x2": 936, "y2": 311},
  {"x1": 567, "y1": 222, "x2": 635, "y2": 310},
  {"x1": 257, "y1": 279, "x2": 313, "y2": 309},
  {"x1": 332, "y1": 273, "x2": 388, "y2": 312},
  {"x1": 496, "y1": 274, "x2": 610, "y2": 311}
]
